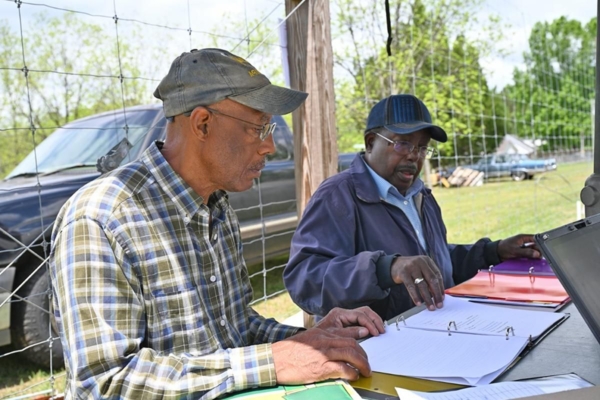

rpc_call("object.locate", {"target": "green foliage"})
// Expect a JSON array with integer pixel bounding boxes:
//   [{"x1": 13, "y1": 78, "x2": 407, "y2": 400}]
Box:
[
  {"x1": 504, "y1": 16, "x2": 596, "y2": 154},
  {"x1": 0, "y1": 13, "x2": 151, "y2": 178},
  {"x1": 332, "y1": 0, "x2": 504, "y2": 165}
]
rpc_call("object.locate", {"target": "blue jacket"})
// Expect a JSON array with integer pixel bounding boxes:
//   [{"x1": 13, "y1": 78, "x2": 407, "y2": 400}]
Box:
[{"x1": 284, "y1": 154, "x2": 501, "y2": 321}]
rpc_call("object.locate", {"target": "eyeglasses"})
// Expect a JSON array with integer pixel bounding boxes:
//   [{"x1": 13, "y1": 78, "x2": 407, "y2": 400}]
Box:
[
  {"x1": 374, "y1": 132, "x2": 437, "y2": 159},
  {"x1": 184, "y1": 107, "x2": 276, "y2": 141}
]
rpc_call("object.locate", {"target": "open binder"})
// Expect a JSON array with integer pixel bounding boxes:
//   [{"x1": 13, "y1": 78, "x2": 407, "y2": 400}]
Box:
[
  {"x1": 445, "y1": 269, "x2": 570, "y2": 309},
  {"x1": 353, "y1": 297, "x2": 569, "y2": 398}
]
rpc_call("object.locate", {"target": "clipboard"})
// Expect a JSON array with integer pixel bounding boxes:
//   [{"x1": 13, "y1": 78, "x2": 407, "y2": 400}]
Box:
[{"x1": 351, "y1": 303, "x2": 570, "y2": 399}]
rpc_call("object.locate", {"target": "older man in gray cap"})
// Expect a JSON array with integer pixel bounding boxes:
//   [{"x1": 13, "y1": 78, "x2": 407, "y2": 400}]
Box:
[{"x1": 50, "y1": 48, "x2": 384, "y2": 399}]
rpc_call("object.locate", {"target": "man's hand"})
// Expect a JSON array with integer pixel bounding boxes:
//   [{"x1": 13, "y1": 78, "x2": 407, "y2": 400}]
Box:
[
  {"x1": 315, "y1": 306, "x2": 385, "y2": 339},
  {"x1": 497, "y1": 234, "x2": 541, "y2": 260},
  {"x1": 272, "y1": 328, "x2": 370, "y2": 384},
  {"x1": 390, "y1": 255, "x2": 445, "y2": 311}
]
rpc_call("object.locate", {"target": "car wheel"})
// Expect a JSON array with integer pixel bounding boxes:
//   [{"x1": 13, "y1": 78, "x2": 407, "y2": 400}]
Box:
[
  {"x1": 512, "y1": 171, "x2": 527, "y2": 181},
  {"x1": 11, "y1": 266, "x2": 64, "y2": 369}
]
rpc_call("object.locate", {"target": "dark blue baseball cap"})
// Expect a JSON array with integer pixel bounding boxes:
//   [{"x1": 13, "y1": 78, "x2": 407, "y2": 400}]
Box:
[{"x1": 365, "y1": 94, "x2": 447, "y2": 142}]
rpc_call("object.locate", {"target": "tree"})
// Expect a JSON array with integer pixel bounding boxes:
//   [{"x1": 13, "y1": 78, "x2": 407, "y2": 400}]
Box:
[
  {"x1": 0, "y1": 13, "x2": 152, "y2": 178},
  {"x1": 505, "y1": 16, "x2": 596, "y2": 154},
  {"x1": 332, "y1": 0, "x2": 504, "y2": 167}
]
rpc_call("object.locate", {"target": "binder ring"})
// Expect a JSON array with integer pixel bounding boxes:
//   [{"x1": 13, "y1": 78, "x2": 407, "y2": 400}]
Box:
[
  {"x1": 529, "y1": 267, "x2": 536, "y2": 284},
  {"x1": 447, "y1": 320, "x2": 457, "y2": 336},
  {"x1": 505, "y1": 326, "x2": 515, "y2": 340},
  {"x1": 395, "y1": 316, "x2": 407, "y2": 331}
]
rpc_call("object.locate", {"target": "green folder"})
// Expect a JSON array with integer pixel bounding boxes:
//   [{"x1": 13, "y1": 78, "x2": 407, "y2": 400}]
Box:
[{"x1": 225, "y1": 380, "x2": 360, "y2": 399}]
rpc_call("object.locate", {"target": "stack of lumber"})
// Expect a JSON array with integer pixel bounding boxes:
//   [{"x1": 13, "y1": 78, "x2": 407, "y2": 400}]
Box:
[{"x1": 440, "y1": 167, "x2": 484, "y2": 188}]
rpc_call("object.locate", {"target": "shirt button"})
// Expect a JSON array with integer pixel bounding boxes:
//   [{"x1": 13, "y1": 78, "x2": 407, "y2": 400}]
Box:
[
  {"x1": 210, "y1": 275, "x2": 216, "y2": 282},
  {"x1": 220, "y1": 319, "x2": 226, "y2": 327},
  {"x1": 404, "y1": 201, "x2": 408, "y2": 205},
  {"x1": 183, "y1": 216, "x2": 191, "y2": 224},
  {"x1": 212, "y1": 233, "x2": 218, "y2": 241}
]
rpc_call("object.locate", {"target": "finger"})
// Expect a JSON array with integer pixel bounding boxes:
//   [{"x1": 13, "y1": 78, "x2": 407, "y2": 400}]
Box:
[
  {"x1": 517, "y1": 247, "x2": 541, "y2": 259},
  {"x1": 356, "y1": 307, "x2": 386, "y2": 334},
  {"x1": 344, "y1": 310, "x2": 383, "y2": 336},
  {"x1": 326, "y1": 326, "x2": 370, "y2": 339},
  {"x1": 318, "y1": 334, "x2": 366, "y2": 354},
  {"x1": 405, "y1": 281, "x2": 424, "y2": 306},
  {"x1": 321, "y1": 361, "x2": 361, "y2": 381},
  {"x1": 315, "y1": 308, "x2": 341, "y2": 330},
  {"x1": 414, "y1": 274, "x2": 436, "y2": 311},
  {"x1": 517, "y1": 234, "x2": 536, "y2": 244},
  {"x1": 424, "y1": 258, "x2": 445, "y2": 307},
  {"x1": 324, "y1": 347, "x2": 371, "y2": 378}
]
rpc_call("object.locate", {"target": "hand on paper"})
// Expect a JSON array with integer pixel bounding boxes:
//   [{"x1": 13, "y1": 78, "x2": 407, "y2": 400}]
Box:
[
  {"x1": 390, "y1": 255, "x2": 445, "y2": 311},
  {"x1": 315, "y1": 306, "x2": 385, "y2": 339},
  {"x1": 498, "y1": 234, "x2": 541, "y2": 261},
  {"x1": 272, "y1": 328, "x2": 371, "y2": 384}
]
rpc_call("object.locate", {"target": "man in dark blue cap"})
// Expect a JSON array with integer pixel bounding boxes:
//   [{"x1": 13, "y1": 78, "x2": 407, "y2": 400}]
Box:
[{"x1": 284, "y1": 94, "x2": 540, "y2": 322}]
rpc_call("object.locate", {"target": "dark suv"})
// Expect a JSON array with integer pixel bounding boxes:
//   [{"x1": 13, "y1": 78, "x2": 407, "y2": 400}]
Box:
[{"x1": 0, "y1": 104, "x2": 299, "y2": 368}]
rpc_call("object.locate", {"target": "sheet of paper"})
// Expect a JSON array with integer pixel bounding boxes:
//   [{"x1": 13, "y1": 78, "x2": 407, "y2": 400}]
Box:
[
  {"x1": 403, "y1": 296, "x2": 564, "y2": 339},
  {"x1": 395, "y1": 382, "x2": 545, "y2": 399},
  {"x1": 360, "y1": 327, "x2": 528, "y2": 386},
  {"x1": 395, "y1": 373, "x2": 593, "y2": 399}
]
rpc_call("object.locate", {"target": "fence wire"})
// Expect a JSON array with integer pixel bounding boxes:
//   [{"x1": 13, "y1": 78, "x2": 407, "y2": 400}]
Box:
[
  {"x1": 0, "y1": 0, "x2": 296, "y2": 398},
  {"x1": 0, "y1": 0, "x2": 596, "y2": 399}
]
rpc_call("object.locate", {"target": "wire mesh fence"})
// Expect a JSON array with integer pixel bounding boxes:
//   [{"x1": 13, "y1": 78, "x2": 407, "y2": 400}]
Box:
[
  {"x1": 0, "y1": 0, "x2": 297, "y2": 398},
  {"x1": 0, "y1": 0, "x2": 596, "y2": 398},
  {"x1": 333, "y1": 0, "x2": 594, "y2": 241}
]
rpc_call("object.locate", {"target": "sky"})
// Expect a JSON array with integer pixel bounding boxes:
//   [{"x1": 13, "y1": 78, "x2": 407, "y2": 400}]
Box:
[
  {"x1": 478, "y1": 0, "x2": 596, "y2": 88},
  {"x1": 0, "y1": 0, "x2": 597, "y2": 90}
]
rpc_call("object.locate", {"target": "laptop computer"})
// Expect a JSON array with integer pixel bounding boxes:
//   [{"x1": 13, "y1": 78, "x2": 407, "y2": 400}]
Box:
[{"x1": 535, "y1": 213, "x2": 600, "y2": 346}]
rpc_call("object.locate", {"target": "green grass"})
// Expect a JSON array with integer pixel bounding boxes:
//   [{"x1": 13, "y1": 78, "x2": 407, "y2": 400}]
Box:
[
  {"x1": 0, "y1": 351, "x2": 66, "y2": 398},
  {"x1": 247, "y1": 254, "x2": 301, "y2": 322},
  {"x1": 0, "y1": 160, "x2": 591, "y2": 398},
  {"x1": 434, "y1": 161, "x2": 592, "y2": 243}
]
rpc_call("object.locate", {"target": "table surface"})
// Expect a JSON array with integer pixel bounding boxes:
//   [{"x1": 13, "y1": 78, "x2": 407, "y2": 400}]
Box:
[{"x1": 499, "y1": 302, "x2": 600, "y2": 385}]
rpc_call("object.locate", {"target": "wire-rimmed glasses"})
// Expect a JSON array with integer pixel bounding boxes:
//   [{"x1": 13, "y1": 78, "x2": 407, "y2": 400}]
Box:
[
  {"x1": 374, "y1": 132, "x2": 437, "y2": 159},
  {"x1": 184, "y1": 107, "x2": 276, "y2": 141}
]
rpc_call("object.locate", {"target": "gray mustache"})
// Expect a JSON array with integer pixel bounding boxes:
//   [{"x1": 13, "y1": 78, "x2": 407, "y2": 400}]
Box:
[{"x1": 396, "y1": 165, "x2": 417, "y2": 174}]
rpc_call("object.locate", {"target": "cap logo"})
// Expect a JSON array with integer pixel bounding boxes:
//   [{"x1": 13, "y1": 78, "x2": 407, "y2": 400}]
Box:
[
  {"x1": 229, "y1": 54, "x2": 250, "y2": 65},
  {"x1": 248, "y1": 69, "x2": 261, "y2": 77}
]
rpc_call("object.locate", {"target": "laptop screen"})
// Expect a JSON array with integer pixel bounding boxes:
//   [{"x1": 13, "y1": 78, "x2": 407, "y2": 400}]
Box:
[{"x1": 536, "y1": 217, "x2": 600, "y2": 345}]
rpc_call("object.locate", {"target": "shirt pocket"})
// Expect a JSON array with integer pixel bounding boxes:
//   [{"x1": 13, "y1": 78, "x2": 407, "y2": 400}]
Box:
[{"x1": 147, "y1": 286, "x2": 214, "y2": 354}]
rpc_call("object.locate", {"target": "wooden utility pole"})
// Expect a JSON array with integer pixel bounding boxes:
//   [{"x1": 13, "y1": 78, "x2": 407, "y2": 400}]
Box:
[
  {"x1": 285, "y1": 0, "x2": 338, "y2": 328},
  {"x1": 285, "y1": 0, "x2": 338, "y2": 218}
]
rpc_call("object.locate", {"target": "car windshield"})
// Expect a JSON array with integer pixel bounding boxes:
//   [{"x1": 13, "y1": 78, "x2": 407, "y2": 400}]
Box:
[{"x1": 6, "y1": 110, "x2": 158, "y2": 179}]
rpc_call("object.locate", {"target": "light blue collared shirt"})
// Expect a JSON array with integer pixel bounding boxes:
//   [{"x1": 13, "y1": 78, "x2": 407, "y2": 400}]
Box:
[{"x1": 362, "y1": 157, "x2": 427, "y2": 251}]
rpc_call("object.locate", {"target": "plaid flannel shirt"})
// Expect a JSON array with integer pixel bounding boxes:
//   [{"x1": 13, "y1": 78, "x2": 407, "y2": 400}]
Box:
[{"x1": 50, "y1": 142, "x2": 300, "y2": 399}]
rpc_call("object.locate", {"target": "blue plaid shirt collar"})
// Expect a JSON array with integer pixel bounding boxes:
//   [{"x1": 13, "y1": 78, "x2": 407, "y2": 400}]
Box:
[{"x1": 142, "y1": 141, "x2": 228, "y2": 220}]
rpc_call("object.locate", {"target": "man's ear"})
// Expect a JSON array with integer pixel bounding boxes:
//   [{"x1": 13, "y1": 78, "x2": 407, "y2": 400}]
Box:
[
  {"x1": 364, "y1": 133, "x2": 375, "y2": 152},
  {"x1": 189, "y1": 107, "x2": 212, "y2": 139}
]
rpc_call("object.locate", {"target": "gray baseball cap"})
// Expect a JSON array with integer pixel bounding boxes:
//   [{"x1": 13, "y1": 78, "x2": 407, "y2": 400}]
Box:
[{"x1": 154, "y1": 48, "x2": 308, "y2": 117}]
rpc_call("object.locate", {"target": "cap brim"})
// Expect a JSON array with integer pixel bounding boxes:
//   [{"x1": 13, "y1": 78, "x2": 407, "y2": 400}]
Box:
[
  {"x1": 229, "y1": 84, "x2": 308, "y2": 115},
  {"x1": 385, "y1": 122, "x2": 448, "y2": 143}
]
